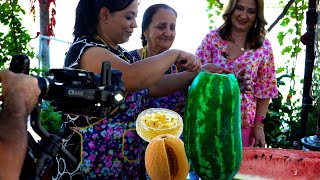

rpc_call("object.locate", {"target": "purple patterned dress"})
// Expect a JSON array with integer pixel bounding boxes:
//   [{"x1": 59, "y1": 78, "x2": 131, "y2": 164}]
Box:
[
  {"x1": 52, "y1": 36, "x2": 148, "y2": 179},
  {"x1": 129, "y1": 49, "x2": 186, "y2": 117}
]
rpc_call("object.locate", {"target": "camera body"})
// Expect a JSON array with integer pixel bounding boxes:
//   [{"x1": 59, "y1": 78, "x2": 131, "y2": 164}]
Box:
[
  {"x1": 10, "y1": 54, "x2": 125, "y2": 118},
  {"x1": 37, "y1": 67, "x2": 124, "y2": 118}
]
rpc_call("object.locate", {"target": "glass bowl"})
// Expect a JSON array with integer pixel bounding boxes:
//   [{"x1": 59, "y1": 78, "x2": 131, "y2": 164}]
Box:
[{"x1": 136, "y1": 108, "x2": 183, "y2": 142}]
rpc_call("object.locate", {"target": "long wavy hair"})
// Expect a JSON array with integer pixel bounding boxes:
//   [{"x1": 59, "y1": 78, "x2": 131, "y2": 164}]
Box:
[
  {"x1": 219, "y1": 0, "x2": 267, "y2": 49},
  {"x1": 73, "y1": 0, "x2": 134, "y2": 41},
  {"x1": 140, "y1": 4, "x2": 177, "y2": 47}
]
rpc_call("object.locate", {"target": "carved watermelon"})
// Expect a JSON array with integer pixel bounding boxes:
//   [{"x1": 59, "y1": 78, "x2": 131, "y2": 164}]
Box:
[
  {"x1": 237, "y1": 147, "x2": 320, "y2": 180},
  {"x1": 184, "y1": 72, "x2": 242, "y2": 180}
]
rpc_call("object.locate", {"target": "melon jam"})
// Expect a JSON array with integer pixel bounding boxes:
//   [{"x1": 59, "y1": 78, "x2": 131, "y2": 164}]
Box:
[{"x1": 136, "y1": 108, "x2": 183, "y2": 142}]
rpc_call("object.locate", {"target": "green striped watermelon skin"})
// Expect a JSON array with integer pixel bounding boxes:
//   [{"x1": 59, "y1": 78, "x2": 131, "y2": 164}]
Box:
[{"x1": 184, "y1": 72, "x2": 242, "y2": 180}]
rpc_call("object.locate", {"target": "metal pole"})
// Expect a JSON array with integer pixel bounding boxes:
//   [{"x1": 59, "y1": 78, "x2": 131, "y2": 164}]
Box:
[
  {"x1": 300, "y1": 0, "x2": 317, "y2": 139},
  {"x1": 300, "y1": 0, "x2": 320, "y2": 151},
  {"x1": 317, "y1": 105, "x2": 320, "y2": 136}
]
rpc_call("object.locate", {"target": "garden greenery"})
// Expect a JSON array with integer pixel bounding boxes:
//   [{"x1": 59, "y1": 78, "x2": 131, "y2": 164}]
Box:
[{"x1": 0, "y1": 0, "x2": 62, "y2": 135}]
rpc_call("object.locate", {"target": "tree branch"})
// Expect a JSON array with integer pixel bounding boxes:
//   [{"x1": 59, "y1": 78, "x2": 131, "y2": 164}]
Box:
[{"x1": 267, "y1": 0, "x2": 296, "y2": 32}]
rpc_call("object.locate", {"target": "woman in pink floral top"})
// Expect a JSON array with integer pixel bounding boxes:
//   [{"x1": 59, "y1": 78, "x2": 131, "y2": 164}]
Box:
[{"x1": 196, "y1": 0, "x2": 278, "y2": 147}]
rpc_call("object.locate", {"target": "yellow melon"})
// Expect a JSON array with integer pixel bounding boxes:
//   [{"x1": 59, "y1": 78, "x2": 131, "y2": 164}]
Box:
[{"x1": 145, "y1": 134, "x2": 190, "y2": 180}]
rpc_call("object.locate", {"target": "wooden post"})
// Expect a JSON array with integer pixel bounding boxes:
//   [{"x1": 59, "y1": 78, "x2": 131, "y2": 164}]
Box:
[{"x1": 39, "y1": 0, "x2": 50, "y2": 69}]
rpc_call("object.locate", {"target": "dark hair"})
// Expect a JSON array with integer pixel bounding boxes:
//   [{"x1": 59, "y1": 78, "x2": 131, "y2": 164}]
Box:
[
  {"x1": 141, "y1": 4, "x2": 177, "y2": 46},
  {"x1": 219, "y1": 0, "x2": 267, "y2": 49},
  {"x1": 73, "y1": 0, "x2": 134, "y2": 41}
]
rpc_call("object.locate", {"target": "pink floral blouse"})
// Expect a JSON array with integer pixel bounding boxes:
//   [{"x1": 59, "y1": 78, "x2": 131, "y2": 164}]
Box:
[{"x1": 195, "y1": 29, "x2": 278, "y2": 128}]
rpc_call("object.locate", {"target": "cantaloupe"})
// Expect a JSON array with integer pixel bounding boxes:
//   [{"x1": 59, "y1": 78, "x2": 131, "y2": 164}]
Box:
[{"x1": 145, "y1": 134, "x2": 190, "y2": 180}]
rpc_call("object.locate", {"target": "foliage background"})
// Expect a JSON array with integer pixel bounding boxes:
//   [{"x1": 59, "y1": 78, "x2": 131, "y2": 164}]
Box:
[
  {"x1": 0, "y1": 0, "x2": 34, "y2": 68},
  {"x1": 0, "y1": 0, "x2": 62, "y2": 134}
]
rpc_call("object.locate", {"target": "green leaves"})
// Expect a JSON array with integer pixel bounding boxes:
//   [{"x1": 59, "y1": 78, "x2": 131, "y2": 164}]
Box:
[
  {"x1": 40, "y1": 101, "x2": 63, "y2": 135},
  {"x1": 0, "y1": 0, "x2": 34, "y2": 68},
  {"x1": 0, "y1": 0, "x2": 63, "y2": 134},
  {"x1": 206, "y1": 0, "x2": 223, "y2": 29}
]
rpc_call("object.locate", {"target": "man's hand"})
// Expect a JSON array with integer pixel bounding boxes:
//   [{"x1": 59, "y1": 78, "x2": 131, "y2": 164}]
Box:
[
  {"x1": 0, "y1": 70, "x2": 40, "y2": 113},
  {"x1": 0, "y1": 70, "x2": 40, "y2": 180}
]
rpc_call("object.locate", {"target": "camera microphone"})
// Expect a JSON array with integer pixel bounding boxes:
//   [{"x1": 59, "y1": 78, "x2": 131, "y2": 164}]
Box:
[
  {"x1": 9, "y1": 54, "x2": 53, "y2": 100},
  {"x1": 9, "y1": 54, "x2": 30, "y2": 74}
]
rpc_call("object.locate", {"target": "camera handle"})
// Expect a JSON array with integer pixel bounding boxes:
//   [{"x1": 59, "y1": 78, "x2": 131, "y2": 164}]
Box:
[
  {"x1": 28, "y1": 100, "x2": 77, "y2": 179},
  {"x1": 9, "y1": 55, "x2": 77, "y2": 179}
]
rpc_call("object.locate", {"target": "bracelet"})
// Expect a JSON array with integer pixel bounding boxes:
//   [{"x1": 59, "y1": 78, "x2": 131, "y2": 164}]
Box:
[
  {"x1": 254, "y1": 125, "x2": 264, "y2": 130},
  {"x1": 255, "y1": 116, "x2": 265, "y2": 123}
]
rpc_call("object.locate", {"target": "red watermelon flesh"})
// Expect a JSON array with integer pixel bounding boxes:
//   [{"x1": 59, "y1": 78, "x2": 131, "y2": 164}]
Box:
[{"x1": 238, "y1": 147, "x2": 320, "y2": 180}]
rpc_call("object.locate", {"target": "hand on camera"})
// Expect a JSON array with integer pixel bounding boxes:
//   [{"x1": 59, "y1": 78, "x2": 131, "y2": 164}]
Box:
[{"x1": 0, "y1": 70, "x2": 40, "y2": 113}]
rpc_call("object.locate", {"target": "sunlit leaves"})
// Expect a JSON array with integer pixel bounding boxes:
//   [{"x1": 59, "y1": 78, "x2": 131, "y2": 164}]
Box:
[
  {"x1": 206, "y1": 0, "x2": 223, "y2": 29},
  {"x1": 0, "y1": 0, "x2": 34, "y2": 68}
]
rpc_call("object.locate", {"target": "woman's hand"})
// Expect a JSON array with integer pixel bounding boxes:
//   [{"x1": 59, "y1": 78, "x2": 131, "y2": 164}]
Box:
[
  {"x1": 175, "y1": 51, "x2": 202, "y2": 72},
  {"x1": 251, "y1": 122, "x2": 266, "y2": 148},
  {"x1": 197, "y1": 65, "x2": 252, "y2": 92},
  {"x1": 236, "y1": 68, "x2": 252, "y2": 93},
  {"x1": 199, "y1": 64, "x2": 233, "y2": 74}
]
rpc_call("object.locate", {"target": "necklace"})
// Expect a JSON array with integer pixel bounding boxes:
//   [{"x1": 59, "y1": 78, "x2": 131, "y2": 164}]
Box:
[
  {"x1": 142, "y1": 46, "x2": 147, "y2": 59},
  {"x1": 95, "y1": 35, "x2": 131, "y2": 63},
  {"x1": 231, "y1": 42, "x2": 245, "y2": 51},
  {"x1": 142, "y1": 46, "x2": 178, "y2": 74}
]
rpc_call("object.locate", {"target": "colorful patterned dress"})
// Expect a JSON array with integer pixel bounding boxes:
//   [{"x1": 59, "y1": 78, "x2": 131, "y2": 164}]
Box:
[
  {"x1": 129, "y1": 49, "x2": 186, "y2": 117},
  {"x1": 52, "y1": 36, "x2": 148, "y2": 179},
  {"x1": 195, "y1": 29, "x2": 278, "y2": 145}
]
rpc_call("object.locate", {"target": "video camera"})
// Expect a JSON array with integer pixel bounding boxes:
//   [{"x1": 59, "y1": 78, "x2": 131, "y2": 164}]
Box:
[
  {"x1": 10, "y1": 54, "x2": 125, "y2": 118},
  {"x1": 8, "y1": 54, "x2": 125, "y2": 179}
]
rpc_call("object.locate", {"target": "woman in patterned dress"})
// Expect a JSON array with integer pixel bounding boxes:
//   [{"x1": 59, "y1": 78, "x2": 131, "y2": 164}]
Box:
[
  {"x1": 129, "y1": 4, "x2": 187, "y2": 117},
  {"x1": 195, "y1": 0, "x2": 278, "y2": 148}
]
